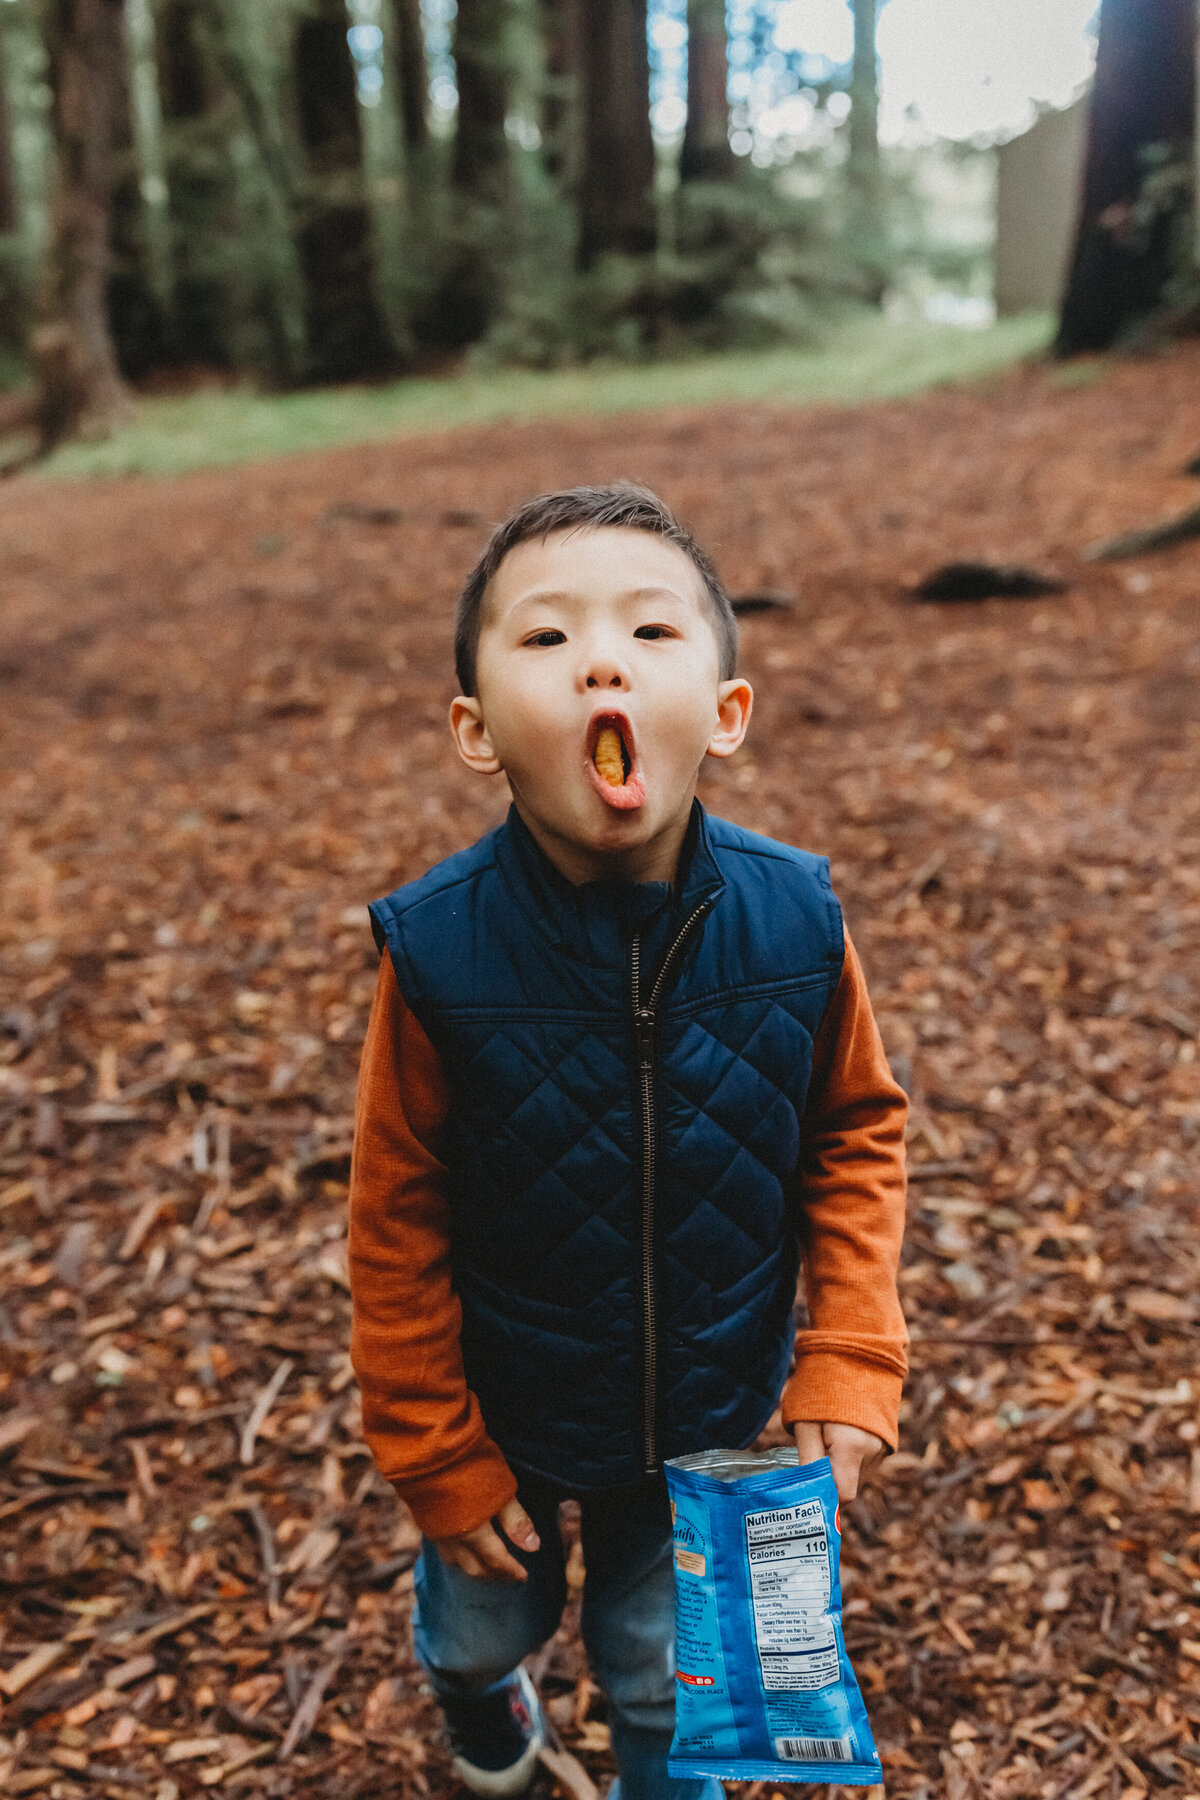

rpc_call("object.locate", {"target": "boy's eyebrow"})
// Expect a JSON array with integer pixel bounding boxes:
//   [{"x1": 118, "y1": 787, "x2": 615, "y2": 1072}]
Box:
[{"x1": 502, "y1": 584, "x2": 699, "y2": 611}]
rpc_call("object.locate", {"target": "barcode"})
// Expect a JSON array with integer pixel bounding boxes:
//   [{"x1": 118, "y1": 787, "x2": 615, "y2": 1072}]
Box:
[{"x1": 774, "y1": 1734, "x2": 853, "y2": 1763}]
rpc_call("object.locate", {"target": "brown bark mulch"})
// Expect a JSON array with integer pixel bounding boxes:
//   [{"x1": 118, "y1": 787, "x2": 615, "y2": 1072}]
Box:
[{"x1": 1, "y1": 344, "x2": 1199, "y2": 1800}]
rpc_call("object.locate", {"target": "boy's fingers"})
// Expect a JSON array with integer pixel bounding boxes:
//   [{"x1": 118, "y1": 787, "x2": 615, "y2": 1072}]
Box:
[
  {"x1": 826, "y1": 1440, "x2": 863, "y2": 1502},
  {"x1": 792, "y1": 1422, "x2": 826, "y2": 1467},
  {"x1": 497, "y1": 1498, "x2": 541, "y2": 1553},
  {"x1": 471, "y1": 1523, "x2": 529, "y2": 1582},
  {"x1": 434, "y1": 1525, "x2": 527, "y2": 1582},
  {"x1": 825, "y1": 1426, "x2": 885, "y2": 1502}
]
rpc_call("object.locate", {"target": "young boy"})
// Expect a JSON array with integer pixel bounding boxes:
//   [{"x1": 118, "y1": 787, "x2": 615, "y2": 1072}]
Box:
[{"x1": 349, "y1": 484, "x2": 907, "y2": 1800}]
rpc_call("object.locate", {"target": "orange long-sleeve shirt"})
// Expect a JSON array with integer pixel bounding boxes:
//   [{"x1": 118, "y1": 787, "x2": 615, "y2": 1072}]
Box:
[{"x1": 349, "y1": 932, "x2": 908, "y2": 1539}]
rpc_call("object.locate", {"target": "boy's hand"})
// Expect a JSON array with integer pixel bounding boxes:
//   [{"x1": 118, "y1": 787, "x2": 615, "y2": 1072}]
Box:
[
  {"x1": 433, "y1": 1498, "x2": 541, "y2": 1582},
  {"x1": 793, "y1": 1422, "x2": 884, "y2": 1501}
]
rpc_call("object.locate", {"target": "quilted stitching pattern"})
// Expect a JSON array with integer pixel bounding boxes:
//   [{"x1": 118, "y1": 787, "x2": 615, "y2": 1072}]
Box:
[{"x1": 371, "y1": 808, "x2": 841, "y2": 1487}]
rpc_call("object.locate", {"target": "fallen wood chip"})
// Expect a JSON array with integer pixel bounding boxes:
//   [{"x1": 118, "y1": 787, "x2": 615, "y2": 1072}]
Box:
[
  {"x1": 104, "y1": 1652, "x2": 157, "y2": 1690},
  {"x1": 278, "y1": 1649, "x2": 345, "y2": 1759},
  {"x1": 163, "y1": 1736, "x2": 225, "y2": 1764},
  {"x1": 1085, "y1": 503, "x2": 1200, "y2": 561},
  {"x1": 81, "y1": 1307, "x2": 138, "y2": 1338},
  {"x1": 242, "y1": 1502, "x2": 281, "y2": 1609},
  {"x1": 0, "y1": 1640, "x2": 67, "y2": 1697},
  {"x1": 119, "y1": 1194, "x2": 165, "y2": 1261},
  {"x1": 906, "y1": 1160, "x2": 982, "y2": 1182},
  {"x1": 0, "y1": 1414, "x2": 39, "y2": 1455},
  {"x1": 537, "y1": 1742, "x2": 600, "y2": 1800},
  {"x1": 118, "y1": 1604, "x2": 218, "y2": 1654},
  {"x1": 0, "y1": 1179, "x2": 37, "y2": 1211},
  {"x1": 6, "y1": 1769, "x2": 61, "y2": 1795},
  {"x1": 240, "y1": 1357, "x2": 294, "y2": 1465},
  {"x1": 885, "y1": 851, "x2": 946, "y2": 919},
  {"x1": 126, "y1": 1437, "x2": 156, "y2": 1498},
  {"x1": 199, "y1": 1741, "x2": 275, "y2": 1785}
]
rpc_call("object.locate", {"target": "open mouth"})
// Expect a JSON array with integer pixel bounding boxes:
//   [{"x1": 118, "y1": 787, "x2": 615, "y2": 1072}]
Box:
[{"x1": 586, "y1": 714, "x2": 645, "y2": 812}]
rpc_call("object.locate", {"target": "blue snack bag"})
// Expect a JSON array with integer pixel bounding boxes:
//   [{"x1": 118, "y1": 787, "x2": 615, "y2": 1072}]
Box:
[{"x1": 666, "y1": 1447, "x2": 882, "y2": 1786}]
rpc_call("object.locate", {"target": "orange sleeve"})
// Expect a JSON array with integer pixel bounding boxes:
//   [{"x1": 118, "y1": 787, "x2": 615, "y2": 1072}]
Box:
[
  {"x1": 348, "y1": 954, "x2": 518, "y2": 1538},
  {"x1": 780, "y1": 930, "x2": 909, "y2": 1450}
]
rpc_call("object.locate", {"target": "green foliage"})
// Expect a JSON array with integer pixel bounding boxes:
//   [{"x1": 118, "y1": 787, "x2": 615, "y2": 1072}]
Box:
[
  {"x1": 0, "y1": 0, "x2": 1029, "y2": 401},
  {"x1": 1135, "y1": 143, "x2": 1199, "y2": 326},
  {"x1": 35, "y1": 312, "x2": 1053, "y2": 479},
  {"x1": 473, "y1": 164, "x2": 859, "y2": 369}
]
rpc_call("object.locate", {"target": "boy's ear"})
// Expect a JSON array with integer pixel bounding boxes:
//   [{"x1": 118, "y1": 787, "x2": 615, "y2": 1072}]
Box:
[
  {"x1": 706, "y1": 678, "x2": 753, "y2": 760},
  {"x1": 450, "y1": 695, "x2": 503, "y2": 776}
]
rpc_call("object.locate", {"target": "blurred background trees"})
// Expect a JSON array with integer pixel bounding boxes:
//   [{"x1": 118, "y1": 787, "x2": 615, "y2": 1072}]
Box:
[
  {"x1": 1055, "y1": 0, "x2": 1197, "y2": 356},
  {"x1": 0, "y1": 0, "x2": 1196, "y2": 443}
]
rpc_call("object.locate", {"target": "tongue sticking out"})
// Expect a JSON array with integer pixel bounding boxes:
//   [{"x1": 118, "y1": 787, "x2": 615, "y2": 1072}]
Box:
[
  {"x1": 589, "y1": 720, "x2": 643, "y2": 810},
  {"x1": 594, "y1": 725, "x2": 629, "y2": 788}
]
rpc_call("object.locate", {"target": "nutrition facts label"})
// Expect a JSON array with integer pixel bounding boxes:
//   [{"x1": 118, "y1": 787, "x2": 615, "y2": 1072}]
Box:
[{"x1": 743, "y1": 1497, "x2": 839, "y2": 1692}]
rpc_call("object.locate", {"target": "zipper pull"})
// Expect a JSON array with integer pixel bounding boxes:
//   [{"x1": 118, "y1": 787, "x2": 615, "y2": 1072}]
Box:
[{"x1": 633, "y1": 1007, "x2": 656, "y2": 1069}]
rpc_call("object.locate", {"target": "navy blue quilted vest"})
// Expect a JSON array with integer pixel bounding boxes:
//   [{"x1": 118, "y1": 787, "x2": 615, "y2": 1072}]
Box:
[{"x1": 369, "y1": 803, "x2": 845, "y2": 1490}]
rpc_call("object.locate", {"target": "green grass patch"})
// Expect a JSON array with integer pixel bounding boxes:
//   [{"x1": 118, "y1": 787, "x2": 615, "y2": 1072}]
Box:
[{"x1": 36, "y1": 312, "x2": 1054, "y2": 482}]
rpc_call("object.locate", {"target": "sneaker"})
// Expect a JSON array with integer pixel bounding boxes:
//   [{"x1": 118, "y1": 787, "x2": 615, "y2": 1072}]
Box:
[{"x1": 444, "y1": 1666, "x2": 546, "y2": 1798}]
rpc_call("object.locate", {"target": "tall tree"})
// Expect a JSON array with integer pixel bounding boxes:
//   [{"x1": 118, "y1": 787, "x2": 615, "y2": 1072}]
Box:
[
  {"x1": 847, "y1": 0, "x2": 884, "y2": 302},
  {"x1": 108, "y1": 0, "x2": 171, "y2": 379},
  {"x1": 452, "y1": 0, "x2": 514, "y2": 201},
  {"x1": 36, "y1": 0, "x2": 131, "y2": 441},
  {"x1": 539, "y1": 0, "x2": 580, "y2": 189},
  {"x1": 391, "y1": 0, "x2": 429, "y2": 153},
  {"x1": 1056, "y1": 0, "x2": 1196, "y2": 355},
  {"x1": 0, "y1": 34, "x2": 15, "y2": 234},
  {"x1": 124, "y1": 0, "x2": 171, "y2": 317},
  {"x1": 578, "y1": 0, "x2": 655, "y2": 265},
  {"x1": 154, "y1": 0, "x2": 235, "y2": 367},
  {"x1": 203, "y1": 1, "x2": 308, "y2": 384},
  {"x1": 680, "y1": 0, "x2": 732, "y2": 183},
  {"x1": 293, "y1": 0, "x2": 393, "y2": 379}
]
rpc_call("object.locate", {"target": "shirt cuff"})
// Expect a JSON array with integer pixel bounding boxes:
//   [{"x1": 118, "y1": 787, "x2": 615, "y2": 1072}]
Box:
[
  {"x1": 390, "y1": 1441, "x2": 519, "y2": 1540},
  {"x1": 780, "y1": 1338, "x2": 908, "y2": 1452}
]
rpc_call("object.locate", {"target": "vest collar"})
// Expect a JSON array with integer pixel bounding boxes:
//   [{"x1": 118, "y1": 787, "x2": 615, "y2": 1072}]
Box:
[{"x1": 496, "y1": 800, "x2": 726, "y2": 968}]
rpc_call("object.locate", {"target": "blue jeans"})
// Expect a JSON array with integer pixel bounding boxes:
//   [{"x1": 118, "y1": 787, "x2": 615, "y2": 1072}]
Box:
[{"x1": 412, "y1": 1471, "x2": 723, "y2": 1800}]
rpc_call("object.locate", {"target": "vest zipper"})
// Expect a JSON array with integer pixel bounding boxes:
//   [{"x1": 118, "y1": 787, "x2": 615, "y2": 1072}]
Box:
[{"x1": 630, "y1": 901, "x2": 713, "y2": 1478}]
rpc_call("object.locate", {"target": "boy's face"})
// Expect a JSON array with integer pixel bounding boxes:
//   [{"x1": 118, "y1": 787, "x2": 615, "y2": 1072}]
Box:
[{"x1": 450, "y1": 527, "x2": 752, "y2": 886}]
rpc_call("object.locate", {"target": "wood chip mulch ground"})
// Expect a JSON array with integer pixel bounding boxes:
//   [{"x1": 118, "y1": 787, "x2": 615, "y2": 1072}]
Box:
[{"x1": 2, "y1": 344, "x2": 1200, "y2": 1800}]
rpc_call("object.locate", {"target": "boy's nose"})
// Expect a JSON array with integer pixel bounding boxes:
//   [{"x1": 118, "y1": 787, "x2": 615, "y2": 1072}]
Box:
[{"x1": 583, "y1": 646, "x2": 630, "y2": 689}]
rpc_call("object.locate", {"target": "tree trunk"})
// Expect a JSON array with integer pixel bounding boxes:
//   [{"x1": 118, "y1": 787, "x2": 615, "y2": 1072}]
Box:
[
  {"x1": 38, "y1": 0, "x2": 131, "y2": 442},
  {"x1": 1056, "y1": 0, "x2": 1196, "y2": 355},
  {"x1": 452, "y1": 0, "x2": 513, "y2": 201},
  {"x1": 539, "y1": 0, "x2": 580, "y2": 189},
  {"x1": 200, "y1": 0, "x2": 309, "y2": 384},
  {"x1": 392, "y1": 0, "x2": 429, "y2": 152},
  {"x1": 680, "y1": 0, "x2": 732, "y2": 183},
  {"x1": 124, "y1": 0, "x2": 172, "y2": 317},
  {"x1": 107, "y1": 0, "x2": 170, "y2": 379},
  {"x1": 0, "y1": 33, "x2": 16, "y2": 233},
  {"x1": 578, "y1": 0, "x2": 655, "y2": 265},
  {"x1": 155, "y1": 0, "x2": 234, "y2": 367},
  {"x1": 293, "y1": 0, "x2": 393, "y2": 379},
  {"x1": 847, "y1": 0, "x2": 885, "y2": 303}
]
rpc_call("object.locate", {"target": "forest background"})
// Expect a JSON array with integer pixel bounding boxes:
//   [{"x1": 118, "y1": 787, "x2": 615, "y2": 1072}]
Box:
[{"x1": 0, "y1": 0, "x2": 1194, "y2": 469}]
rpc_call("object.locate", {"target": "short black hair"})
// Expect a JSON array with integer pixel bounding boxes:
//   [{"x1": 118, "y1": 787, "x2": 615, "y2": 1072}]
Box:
[{"x1": 454, "y1": 482, "x2": 738, "y2": 695}]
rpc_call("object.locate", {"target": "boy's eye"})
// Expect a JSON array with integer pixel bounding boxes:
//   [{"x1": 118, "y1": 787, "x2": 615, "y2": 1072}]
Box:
[
  {"x1": 634, "y1": 625, "x2": 674, "y2": 641},
  {"x1": 525, "y1": 629, "x2": 566, "y2": 647}
]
